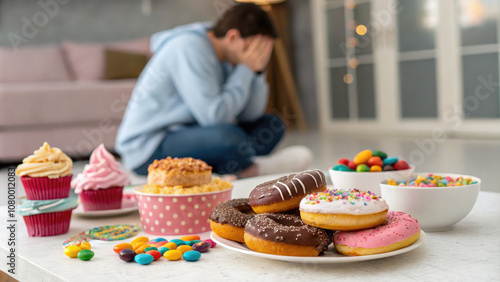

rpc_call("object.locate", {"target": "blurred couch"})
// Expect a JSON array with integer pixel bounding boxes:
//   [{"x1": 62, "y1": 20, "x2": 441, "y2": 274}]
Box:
[{"x1": 0, "y1": 38, "x2": 151, "y2": 161}]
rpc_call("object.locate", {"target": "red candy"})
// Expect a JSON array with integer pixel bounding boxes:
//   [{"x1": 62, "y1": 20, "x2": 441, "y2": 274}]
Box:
[
  {"x1": 367, "y1": 156, "x2": 383, "y2": 167},
  {"x1": 146, "y1": 250, "x2": 162, "y2": 260},
  {"x1": 204, "y1": 239, "x2": 216, "y2": 248},
  {"x1": 337, "y1": 158, "x2": 350, "y2": 166},
  {"x1": 347, "y1": 161, "x2": 357, "y2": 170},
  {"x1": 393, "y1": 160, "x2": 409, "y2": 170}
]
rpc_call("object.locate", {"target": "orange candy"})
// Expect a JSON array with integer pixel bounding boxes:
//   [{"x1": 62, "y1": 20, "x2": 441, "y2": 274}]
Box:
[
  {"x1": 180, "y1": 235, "x2": 201, "y2": 241},
  {"x1": 353, "y1": 150, "x2": 372, "y2": 165},
  {"x1": 113, "y1": 243, "x2": 133, "y2": 254}
]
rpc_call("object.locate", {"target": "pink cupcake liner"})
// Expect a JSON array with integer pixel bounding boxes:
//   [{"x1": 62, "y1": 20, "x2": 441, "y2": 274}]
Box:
[
  {"x1": 21, "y1": 175, "x2": 72, "y2": 200},
  {"x1": 22, "y1": 209, "x2": 73, "y2": 237},
  {"x1": 79, "y1": 186, "x2": 123, "y2": 211}
]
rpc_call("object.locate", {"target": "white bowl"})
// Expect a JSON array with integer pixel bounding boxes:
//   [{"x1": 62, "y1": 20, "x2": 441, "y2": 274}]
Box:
[
  {"x1": 380, "y1": 173, "x2": 480, "y2": 232},
  {"x1": 329, "y1": 166, "x2": 415, "y2": 195}
]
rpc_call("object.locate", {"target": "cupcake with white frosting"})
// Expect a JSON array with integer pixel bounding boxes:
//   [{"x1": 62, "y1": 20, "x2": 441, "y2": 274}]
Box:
[
  {"x1": 16, "y1": 142, "x2": 73, "y2": 200},
  {"x1": 71, "y1": 144, "x2": 130, "y2": 211}
]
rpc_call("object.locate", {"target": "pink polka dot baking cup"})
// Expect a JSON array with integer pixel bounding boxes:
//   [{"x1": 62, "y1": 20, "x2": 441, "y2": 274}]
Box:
[{"x1": 134, "y1": 186, "x2": 233, "y2": 235}]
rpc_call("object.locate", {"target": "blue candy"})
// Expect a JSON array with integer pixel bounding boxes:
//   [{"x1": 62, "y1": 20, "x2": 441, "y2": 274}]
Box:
[
  {"x1": 158, "y1": 246, "x2": 169, "y2": 255},
  {"x1": 383, "y1": 157, "x2": 398, "y2": 166},
  {"x1": 183, "y1": 250, "x2": 201, "y2": 262},
  {"x1": 151, "y1": 238, "x2": 167, "y2": 242},
  {"x1": 169, "y1": 239, "x2": 186, "y2": 246},
  {"x1": 134, "y1": 253, "x2": 154, "y2": 265},
  {"x1": 333, "y1": 164, "x2": 352, "y2": 171},
  {"x1": 185, "y1": 240, "x2": 202, "y2": 246}
]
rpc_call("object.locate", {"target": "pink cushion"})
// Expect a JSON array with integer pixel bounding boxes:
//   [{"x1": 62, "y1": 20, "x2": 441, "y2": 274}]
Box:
[
  {"x1": 62, "y1": 37, "x2": 151, "y2": 81},
  {"x1": 0, "y1": 45, "x2": 71, "y2": 83}
]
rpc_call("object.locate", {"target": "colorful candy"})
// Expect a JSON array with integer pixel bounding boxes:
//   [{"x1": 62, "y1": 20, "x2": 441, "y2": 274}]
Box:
[
  {"x1": 163, "y1": 242, "x2": 178, "y2": 250},
  {"x1": 119, "y1": 249, "x2": 137, "y2": 262},
  {"x1": 134, "y1": 253, "x2": 154, "y2": 265},
  {"x1": 131, "y1": 236, "x2": 149, "y2": 245},
  {"x1": 333, "y1": 164, "x2": 352, "y2": 171},
  {"x1": 113, "y1": 243, "x2": 133, "y2": 254},
  {"x1": 150, "y1": 237, "x2": 167, "y2": 242},
  {"x1": 79, "y1": 242, "x2": 91, "y2": 250},
  {"x1": 356, "y1": 164, "x2": 370, "y2": 172},
  {"x1": 393, "y1": 160, "x2": 409, "y2": 170},
  {"x1": 334, "y1": 150, "x2": 410, "y2": 173},
  {"x1": 169, "y1": 239, "x2": 186, "y2": 246},
  {"x1": 185, "y1": 240, "x2": 202, "y2": 246},
  {"x1": 367, "y1": 156, "x2": 383, "y2": 167},
  {"x1": 77, "y1": 250, "x2": 94, "y2": 261},
  {"x1": 371, "y1": 150, "x2": 387, "y2": 159},
  {"x1": 180, "y1": 235, "x2": 200, "y2": 241},
  {"x1": 204, "y1": 239, "x2": 217, "y2": 248},
  {"x1": 383, "y1": 157, "x2": 398, "y2": 166},
  {"x1": 388, "y1": 174, "x2": 477, "y2": 187},
  {"x1": 146, "y1": 250, "x2": 162, "y2": 261},
  {"x1": 353, "y1": 150, "x2": 372, "y2": 165},
  {"x1": 163, "y1": 250, "x2": 183, "y2": 261},
  {"x1": 157, "y1": 246, "x2": 169, "y2": 256},
  {"x1": 192, "y1": 241, "x2": 211, "y2": 253},
  {"x1": 145, "y1": 246, "x2": 158, "y2": 252},
  {"x1": 177, "y1": 245, "x2": 194, "y2": 253},
  {"x1": 183, "y1": 251, "x2": 201, "y2": 262},
  {"x1": 64, "y1": 246, "x2": 81, "y2": 258}
]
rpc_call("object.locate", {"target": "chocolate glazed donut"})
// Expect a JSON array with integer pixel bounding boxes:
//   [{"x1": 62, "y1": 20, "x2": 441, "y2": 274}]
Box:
[
  {"x1": 209, "y1": 198, "x2": 255, "y2": 243},
  {"x1": 244, "y1": 213, "x2": 329, "y2": 257},
  {"x1": 249, "y1": 170, "x2": 327, "y2": 213}
]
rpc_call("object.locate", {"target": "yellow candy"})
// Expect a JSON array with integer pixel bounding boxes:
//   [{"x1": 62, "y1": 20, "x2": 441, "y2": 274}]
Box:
[
  {"x1": 370, "y1": 165, "x2": 382, "y2": 172},
  {"x1": 163, "y1": 242, "x2": 178, "y2": 250},
  {"x1": 135, "y1": 244, "x2": 151, "y2": 254},
  {"x1": 180, "y1": 235, "x2": 200, "y2": 241},
  {"x1": 131, "y1": 236, "x2": 149, "y2": 245},
  {"x1": 64, "y1": 246, "x2": 81, "y2": 258},
  {"x1": 353, "y1": 150, "x2": 372, "y2": 165},
  {"x1": 163, "y1": 250, "x2": 183, "y2": 261},
  {"x1": 388, "y1": 179, "x2": 397, "y2": 186},
  {"x1": 80, "y1": 242, "x2": 91, "y2": 250},
  {"x1": 132, "y1": 242, "x2": 147, "y2": 250},
  {"x1": 176, "y1": 245, "x2": 193, "y2": 253}
]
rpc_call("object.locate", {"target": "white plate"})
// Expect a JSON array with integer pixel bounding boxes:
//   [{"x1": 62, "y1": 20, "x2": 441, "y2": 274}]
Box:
[
  {"x1": 73, "y1": 197, "x2": 138, "y2": 218},
  {"x1": 210, "y1": 230, "x2": 426, "y2": 263}
]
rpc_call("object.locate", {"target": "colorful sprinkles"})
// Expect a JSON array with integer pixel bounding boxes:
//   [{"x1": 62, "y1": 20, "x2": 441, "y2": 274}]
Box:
[
  {"x1": 388, "y1": 174, "x2": 478, "y2": 187},
  {"x1": 86, "y1": 224, "x2": 138, "y2": 241},
  {"x1": 305, "y1": 189, "x2": 380, "y2": 205}
]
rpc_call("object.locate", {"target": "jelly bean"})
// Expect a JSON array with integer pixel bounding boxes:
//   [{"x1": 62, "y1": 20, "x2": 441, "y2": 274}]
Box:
[
  {"x1": 185, "y1": 240, "x2": 202, "y2": 246},
  {"x1": 183, "y1": 250, "x2": 201, "y2": 262},
  {"x1": 180, "y1": 235, "x2": 201, "y2": 241},
  {"x1": 64, "y1": 246, "x2": 81, "y2": 258},
  {"x1": 387, "y1": 179, "x2": 397, "y2": 186},
  {"x1": 157, "y1": 246, "x2": 169, "y2": 256},
  {"x1": 151, "y1": 237, "x2": 167, "y2": 242},
  {"x1": 146, "y1": 250, "x2": 162, "y2": 261},
  {"x1": 204, "y1": 239, "x2": 217, "y2": 248},
  {"x1": 356, "y1": 164, "x2": 370, "y2": 172},
  {"x1": 177, "y1": 245, "x2": 193, "y2": 253},
  {"x1": 163, "y1": 250, "x2": 183, "y2": 261},
  {"x1": 383, "y1": 165, "x2": 394, "y2": 171},
  {"x1": 367, "y1": 156, "x2": 383, "y2": 167},
  {"x1": 131, "y1": 236, "x2": 149, "y2": 245},
  {"x1": 347, "y1": 161, "x2": 357, "y2": 170},
  {"x1": 146, "y1": 241, "x2": 158, "y2": 245},
  {"x1": 119, "y1": 249, "x2": 137, "y2": 262},
  {"x1": 78, "y1": 250, "x2": 94, "y2": 261},
  {"x1": 371, "y1": 150, "x2": 387, "y2": 160},
  {"x1": 353, "y1": 150, "x2": 372, "y2": 165},
  {"x1": 145, "y1": 246, "x2": 158, "y2": 252},
  {"x1": 134, "y1": 254, "x2": 154, "y2": 265},
  {"x1": 135, "y1": 244, "x2": 152, "y2": 254},
  {"x1": 370, "y1": 165, "x2": 382, "y2": 172},
  {"x1": 113, "y1": 243, "x2": 133, "y2": 254},
  {"x1": 169, "y1": 239, "x2": 186, "y2": 246},
  {"x1": 163, "y1": 242, "x2": 177, "y2": 250},
  {"x1": 132, "y1": 242, "x2": 147, "y2": 250},
  {"x1": 79, "y1": 242, "x2": 91, "y2": 250},
  {"x1": 333, "y1": 164, "x2": 352, "y2": 171},
  {"x1": 192, "y1": 241, "x2": 211, "y2": 253},
  {"x1": 393, "y1": 160, "x2": 409, "y2": 170},
  {"x1": 155, "y1": 241, "x2": 168, "y2": 246},
  {"x1": 337, "y1": 158, "x2": 350, "y2": 166},
  {"x1": 383, "y1": 157, "x2": 398, "y2": 166},
  {"x1": 333, "y1": 165, "x2": 352, "y2": 171}
]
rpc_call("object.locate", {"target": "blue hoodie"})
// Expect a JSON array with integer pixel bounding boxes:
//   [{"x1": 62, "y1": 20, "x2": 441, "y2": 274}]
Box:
[{"x1": 115, "y1": 23, "x2": 268, "y2": 170}]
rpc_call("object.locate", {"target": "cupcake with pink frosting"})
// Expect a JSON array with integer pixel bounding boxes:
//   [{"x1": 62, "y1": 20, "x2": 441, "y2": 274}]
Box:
[{"x1": 72, "y1": 144, "x2": 130, "y2": 211}]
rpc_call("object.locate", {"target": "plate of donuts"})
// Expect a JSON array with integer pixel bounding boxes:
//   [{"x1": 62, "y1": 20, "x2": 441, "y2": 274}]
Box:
[{"x1": 210, "y1": 231, "x2": 426, "y2": 263}]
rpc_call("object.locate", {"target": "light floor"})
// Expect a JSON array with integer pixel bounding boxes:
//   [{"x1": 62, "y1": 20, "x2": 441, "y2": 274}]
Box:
[{"x1": 2, "y1": 129, "x2": 498, "y2": 205}]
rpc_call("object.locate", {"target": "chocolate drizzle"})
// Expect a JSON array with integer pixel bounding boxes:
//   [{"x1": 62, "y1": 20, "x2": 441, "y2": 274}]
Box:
[
  {"x1": 249, "y1": 170, "x2": 326, "y2": 206},
  {"x1": 209, "y1": 198, "x2": 255, "y2": 228},
  {"x1": 244, "y1": 213, "x2": 329, "y2": 252}
]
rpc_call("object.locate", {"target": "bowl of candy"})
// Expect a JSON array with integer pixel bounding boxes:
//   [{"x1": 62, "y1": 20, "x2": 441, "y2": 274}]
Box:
[
  {"x1": 380, "y1": 173, "x2": 480, "y2": 232},
  {"x1": 329, "y1": 150, "x2": 414, "y2": 195}
]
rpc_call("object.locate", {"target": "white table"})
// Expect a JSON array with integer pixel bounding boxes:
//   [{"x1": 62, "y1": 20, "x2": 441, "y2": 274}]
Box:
[{"x1": 1, "y1": 175, "x2": 500, "y2": 282}]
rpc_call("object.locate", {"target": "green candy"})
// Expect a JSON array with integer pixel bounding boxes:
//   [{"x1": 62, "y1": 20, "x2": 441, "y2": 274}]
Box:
[
  {"x1": 356, "y1": 164, "x2": 370, "y2": 172},
  {"x1": 333, "y1": 164, "x2": 352, "y2": 171},
  {"x1": 77, "y1": 250, "x2": 94, "y2": 261},
  {"x1": 371, "y1": 150, "x2": 387, "y2": 160},
  {"x1": 145, "y1": 246, "x2": 158, "y2": 252}
]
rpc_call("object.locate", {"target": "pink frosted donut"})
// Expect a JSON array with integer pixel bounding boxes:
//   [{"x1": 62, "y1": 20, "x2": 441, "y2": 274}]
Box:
[{"x1": 333, "y1": 211, "x2": 420, "y2": 256}]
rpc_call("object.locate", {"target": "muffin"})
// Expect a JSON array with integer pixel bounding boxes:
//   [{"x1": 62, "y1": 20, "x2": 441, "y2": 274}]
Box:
[
  {"x1": 147, "y1": 157, "x2": 212, "y2": 187},
  {"x1": 71, "y1": 144, "x2": 130, "y2": 211},
  {"x1": 18, "y1": 191, "x2": 78, "y2": 237},
  {"x1": 16, "y1": 142, "x2": 73, "y2": 200}
]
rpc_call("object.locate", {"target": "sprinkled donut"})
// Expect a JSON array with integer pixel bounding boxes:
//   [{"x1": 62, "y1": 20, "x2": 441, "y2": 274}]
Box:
[
  {"x1": 244, "y1": 213, "x2": 329, "y2": 257},
  {"x1": 249, "y1": 170, "x2": 327, "y2": 214},
  {"x1": 334, "y1": 211, "x2": 421, "y2": 256},
  {"x1": 300, "y1": 189, "x2": 389, "y2": 231},
  {"x1": 209, "y1": 199, "x2": 255, "y2": 243}
]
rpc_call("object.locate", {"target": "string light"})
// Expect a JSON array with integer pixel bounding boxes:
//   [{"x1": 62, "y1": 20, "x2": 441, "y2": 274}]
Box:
[
  {"x1": 356, "y1": 24, "x2": 367, "y2": 35},
  {"x1": 348, "y1": 58, "x2": 359, "y2": 69},
  {"x1": 343, "y1": 74, "x2": 353, "y2": 84}
]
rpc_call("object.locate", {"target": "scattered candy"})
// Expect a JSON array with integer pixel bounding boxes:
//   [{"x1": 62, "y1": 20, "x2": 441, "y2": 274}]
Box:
[
  {"x1": 78, "y1": 250, "x2": 94, "y2": 261},
  {"x1": 163, "y1": 242, "x2": 178, "y2": 250},
  {"x1": 64, "y1": 246, "x2": 81, "y2": 258},
  {"x1": 204, "y1": 239, "x2": 216, "y2": 248},
  {"x1": 134, "y1": 253, "x2": 154, "y2": 265},
  {"x1": 157, "y1": 246, "x2": 169, "y2": 256},
  {"x1": 131, "y1": 236, "x2": 149, "y2": 245},
  {"x1": 177, "y1": 245, "x2": 194, "y2": 253},
  {"x1": 164, "y1": 250, "x2": 183, "y2": 261},
  {"x1": 180, "y1": 235, "x2": 200, "y2": 241},
  {"x1": 388, "y1": 174, "x2": 477, "y2": 187},
  {"x1": 113, "y1": 243, "x2": 133, "y2": 254},
  {"x1": 151, "y1": 237, "x2": 167, "y2": 242},
  {"x1": 80, "y1": 242, "x2": 91, "y2": 250},
  {"x1": 132, "y1": 242, "x2": 147, "y2": 250},
  {"x1": 119, "y1": 249, "x2": 137, "y2": 262},
  {"x1": 185, "y1": 240, "x2": 202, "y2": 246},
  {"x1": 155, "y1": 241, "x2": 168, "y2": 246},
  {"x1": 135, "y1": 244, "x2": 151, "y2": 254},
  {"x1": 169, "y1": 239, "x2": 186, "y2": 246},
  {"x1": 146, "y1": 250, "x2": 162, "y2": 261},
  {"x1": 192, "y1": 241, "x2": 211, "y2": 253},
  {"x1": 145, "y1": 246, "x2": 158, "y2": 252},
  {"x1": 334, "y1": 150, "x2": 410, "y2": 173},
  {"x1": 183, "y1": 250, "x2": 201, "y2": 262}
]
